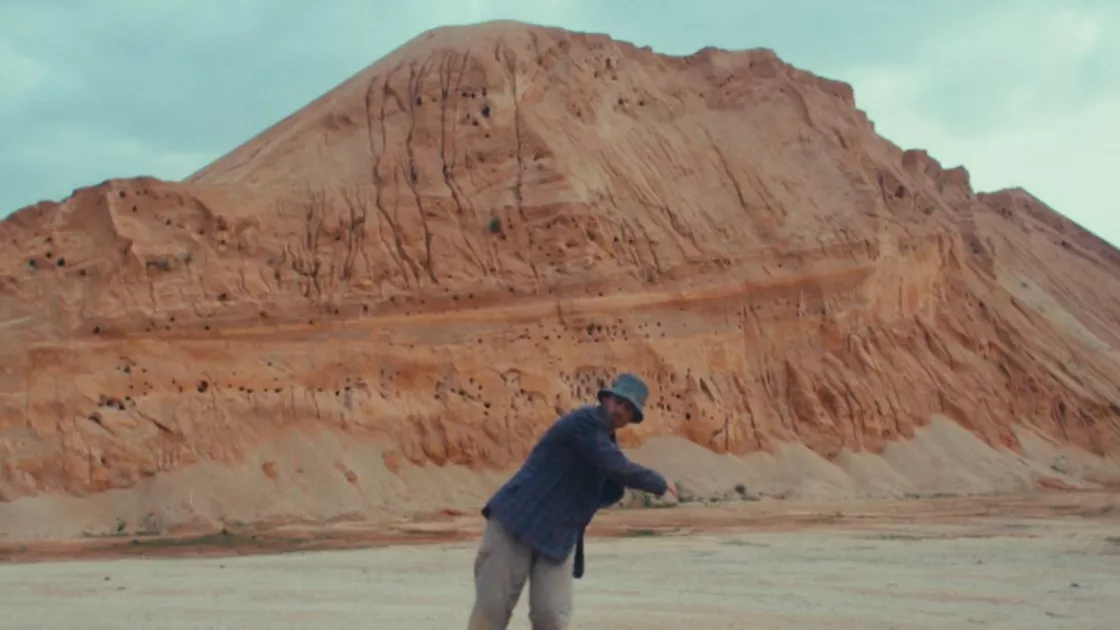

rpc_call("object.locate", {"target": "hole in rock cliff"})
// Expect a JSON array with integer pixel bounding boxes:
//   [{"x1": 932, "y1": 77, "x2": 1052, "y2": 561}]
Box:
[
  {"x1": 481, "y1": 104, "x2": 491, "y2": 118},
  {"x1": 92, "y1": 326, "x2": 101, "y2": 335},
  {"x1": 415, "y1": 96, "x2": 423, "y2": 106},
  {"x1": 203, "y1": 325, "x2": 211, "y2": 331},
  {"x1": 45, "y1": 251, "x2": 53, "y2": 259},
  {"x1": 472, "y1": 119, "x2": 479, "y2": 127},
  {"x1": 894, "y1": 185, "x2": 906, "y2": 199},
  {"x1": 197, "y1": 380, "x2": 209, "y2": 393},
  {"x1": 638, "y1": 100, "x2": 645, "y2": 106},
  {"x1": 27, "y1": 258, "x2": 37, "y2": 269},
  {"x1": 165, "y1": 219, "x2": 171, "y2": 226},
  {"x1": 56, "y1": 257, "x2": 66, "y2": 267}
]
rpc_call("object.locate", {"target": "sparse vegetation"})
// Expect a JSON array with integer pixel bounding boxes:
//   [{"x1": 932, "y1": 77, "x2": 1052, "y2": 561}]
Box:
[
  {"x1": 613, "y1": 480, "x2": 760, "y2": 510},
  {"x1": 80, "y1": 523, "x2": 324, "y2": 558}
]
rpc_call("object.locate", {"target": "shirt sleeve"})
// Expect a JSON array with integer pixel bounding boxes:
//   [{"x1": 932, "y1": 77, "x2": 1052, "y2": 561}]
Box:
[
  {"x1": 568, "y1": 412, "x2": 668, "y2": 495},
  {"x1": 599, "y1": 479, "x2": 626, "y2": 507}
]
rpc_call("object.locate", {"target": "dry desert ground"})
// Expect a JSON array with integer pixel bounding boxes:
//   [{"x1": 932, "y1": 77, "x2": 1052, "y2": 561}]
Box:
[{"x1": 2, "y1": 492, "x2": 1119, "y2": 629}]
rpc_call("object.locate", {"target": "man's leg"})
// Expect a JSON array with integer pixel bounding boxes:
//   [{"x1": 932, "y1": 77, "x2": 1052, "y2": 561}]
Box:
[
  {"x1": 527, "y1": 549, "x2": 575, "y2": 630},
  {"x1": 467, "y1": 518, "x2": 533, "y2": 630}
]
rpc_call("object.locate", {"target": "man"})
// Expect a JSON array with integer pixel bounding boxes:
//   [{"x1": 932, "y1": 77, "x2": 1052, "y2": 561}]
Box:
[{"x1": 466, "y1": 372, "x2": 677, "y2": 629}]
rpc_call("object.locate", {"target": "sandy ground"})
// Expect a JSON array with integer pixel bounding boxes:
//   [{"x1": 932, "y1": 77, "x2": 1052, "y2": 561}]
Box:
[{"x1": 2, "y1": 492, "x2": 1119, "y2": 629}]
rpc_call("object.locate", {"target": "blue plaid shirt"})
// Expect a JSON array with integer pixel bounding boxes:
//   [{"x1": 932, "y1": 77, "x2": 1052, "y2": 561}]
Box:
[{"x1": 481, "y1": 404, "x2": 668, "y2": 570}]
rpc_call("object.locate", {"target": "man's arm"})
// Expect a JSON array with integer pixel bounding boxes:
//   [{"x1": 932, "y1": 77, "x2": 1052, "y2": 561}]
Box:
[
  {"x1": 568, "y1": 414, "x2": 668, "y2": 495},
  {"x1": 599, "y1": 479, "x2": 625, "y2": 507}
]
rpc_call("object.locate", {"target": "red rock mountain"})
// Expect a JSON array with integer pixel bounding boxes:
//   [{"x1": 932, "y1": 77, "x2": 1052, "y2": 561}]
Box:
[{"x1": 2, "y1": 21, "x2": 1119, "y2": 537}]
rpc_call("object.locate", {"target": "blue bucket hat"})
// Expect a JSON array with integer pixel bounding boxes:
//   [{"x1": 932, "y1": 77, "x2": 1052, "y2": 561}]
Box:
[{"x1": 597, "y1": 372, "x2": 649, "y2": 423}]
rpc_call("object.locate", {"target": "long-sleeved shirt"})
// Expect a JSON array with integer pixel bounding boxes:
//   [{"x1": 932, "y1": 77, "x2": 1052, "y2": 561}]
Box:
[{"x1": 480, "y1": 403, "x2": 668, "y2": 572}]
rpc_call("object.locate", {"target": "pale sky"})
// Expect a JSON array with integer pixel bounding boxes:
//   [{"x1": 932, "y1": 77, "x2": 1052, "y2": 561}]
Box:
[{"x1": 1, "y1": 0, "x2": 1116, "y2": 244}]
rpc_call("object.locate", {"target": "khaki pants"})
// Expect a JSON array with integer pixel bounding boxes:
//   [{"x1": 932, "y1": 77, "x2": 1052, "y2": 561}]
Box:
[{"x1": 466, "y1": 518, "x2": 574, "y2": 629}]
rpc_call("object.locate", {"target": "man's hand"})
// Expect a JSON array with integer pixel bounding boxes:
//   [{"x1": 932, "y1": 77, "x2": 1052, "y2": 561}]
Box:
[{"x1": 662, "y1": 480, "x2": 678, "y2": 502}]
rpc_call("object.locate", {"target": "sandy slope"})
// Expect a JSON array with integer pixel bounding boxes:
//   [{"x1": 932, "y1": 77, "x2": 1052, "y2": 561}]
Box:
[{"x1": 2, "y1": 415, "x2": 1118, "y2": 545}]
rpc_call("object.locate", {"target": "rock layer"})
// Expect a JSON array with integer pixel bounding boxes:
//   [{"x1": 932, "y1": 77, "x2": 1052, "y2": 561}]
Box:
[{"x1": 2, "y1": 21, "x2": 1120, "y2": 532}]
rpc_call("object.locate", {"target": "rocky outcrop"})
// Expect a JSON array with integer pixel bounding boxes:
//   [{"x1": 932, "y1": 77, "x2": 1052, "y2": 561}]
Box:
[{"x1": 2, "y1": 21, "x2": 1119, "y2": 536}]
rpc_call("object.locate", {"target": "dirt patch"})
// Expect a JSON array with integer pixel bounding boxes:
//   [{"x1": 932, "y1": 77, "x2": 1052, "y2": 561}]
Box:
[{"x1": 3, "y1": 489, "x2": 1117, "y2": 565}]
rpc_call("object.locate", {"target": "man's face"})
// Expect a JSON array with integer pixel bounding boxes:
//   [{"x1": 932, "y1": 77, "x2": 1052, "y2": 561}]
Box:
[{"x1": 602, "y1": 394, "x2": 637, "y2": 429}]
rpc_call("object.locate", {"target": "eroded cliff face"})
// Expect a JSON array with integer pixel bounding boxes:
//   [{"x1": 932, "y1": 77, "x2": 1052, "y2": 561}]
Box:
[{"x1": 2, "y1": 21, "x2": 1119, "y2": 528}]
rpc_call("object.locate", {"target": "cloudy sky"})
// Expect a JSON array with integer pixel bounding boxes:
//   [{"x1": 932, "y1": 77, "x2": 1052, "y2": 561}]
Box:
[{"x1": 1, "y1": 0, "x2": 1116, "y2": 244}]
